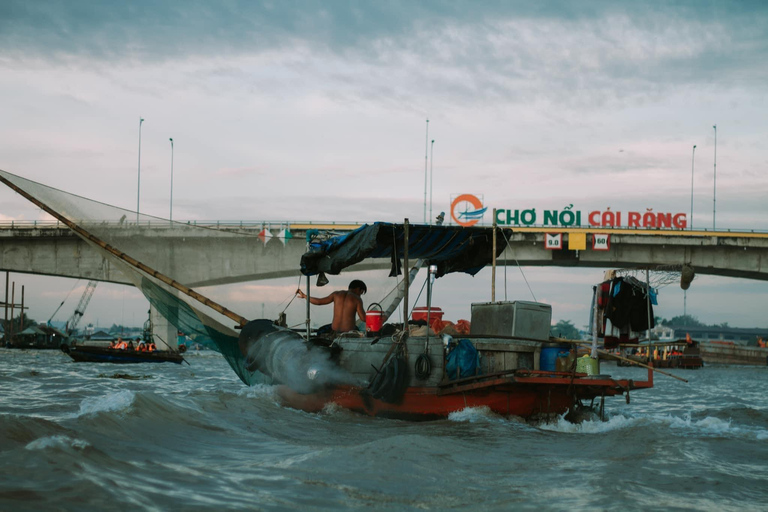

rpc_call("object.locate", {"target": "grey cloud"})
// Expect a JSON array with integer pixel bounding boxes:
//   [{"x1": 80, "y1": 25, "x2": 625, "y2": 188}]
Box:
[{"x1": 3, "y1": 2, "x2": 768, "y2": 113}]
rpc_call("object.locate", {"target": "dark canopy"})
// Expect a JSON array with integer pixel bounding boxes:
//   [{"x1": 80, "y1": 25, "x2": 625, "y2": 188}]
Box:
[{"x1": 300, "y1": 222, "x2": 509, "y2": 278}]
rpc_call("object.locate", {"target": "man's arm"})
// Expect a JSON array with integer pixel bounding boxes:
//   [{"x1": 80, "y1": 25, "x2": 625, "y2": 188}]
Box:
[
  {"x1": 297, "y1": 289, "x2": 335, "y2": 305},
  {"x1": 356, "y1": 298, "x2": 366, "y2": 322}
]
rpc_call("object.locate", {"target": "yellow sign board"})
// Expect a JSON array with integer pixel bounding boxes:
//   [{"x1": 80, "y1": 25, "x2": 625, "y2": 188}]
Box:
[{"x1": 568, "y1": 232, "x2": 587, "y2": 251}]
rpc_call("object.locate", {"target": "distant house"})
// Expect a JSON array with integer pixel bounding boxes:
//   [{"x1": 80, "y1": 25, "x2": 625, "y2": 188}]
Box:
[
  {"x1": 89, "y1": 330, "x2": 116, "y2": 342},
  {"x1": 11, "y1": 324, "x2": 66, "y2": 349}
]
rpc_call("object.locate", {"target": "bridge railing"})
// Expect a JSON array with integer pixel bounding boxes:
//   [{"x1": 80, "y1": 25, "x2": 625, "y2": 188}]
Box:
[
  {"x1": 0, "y1": 220, "x2": 361, "y2": 229},
  {"x1": 0, "y1": 220, "x2": 766, "y2": 235}
]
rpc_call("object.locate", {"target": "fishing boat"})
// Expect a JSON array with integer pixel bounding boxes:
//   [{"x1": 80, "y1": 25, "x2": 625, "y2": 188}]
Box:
[
  {"x1": 0, "y1": 170, "x2": 661, "y2": 421},
  {"x1": 60, "y1": 343, "x2": 184, "y2": 364},
  {"x1": 238, "y1": 221, "x2": 655, "y2": 421},
  {"x1": 617, "y1": 339, "x2": 704, "y2": 369}
]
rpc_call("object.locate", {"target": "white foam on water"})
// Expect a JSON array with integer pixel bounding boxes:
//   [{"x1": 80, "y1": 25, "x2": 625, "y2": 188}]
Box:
[
  {"x1": 663, "y1": 412, "x2": 768, "y2": 439},
  {"x1": 538, "y1": 413, "x2": 640, "y2": 434},
  {"x1": 75, "y1": 389, "x2": 135, "y2": 417},
  {"x1": 270, "y1": 451, "x2": 321, "y2": 469},
  {"x1": 667, "y1": 413, "x2": 732, "y2": 434},
  {"x1": 320, "y1": 402, "x2": 346, "y2": 415},
  {"x1": 447, "y1": 406, "x2": 502, "y2": 423},
  {"x1": 236, "y1": 384, "x2": 278, "y2": 400},
  {"x1": 25, "y1": 435, "x2": 90, "y2": 451}
]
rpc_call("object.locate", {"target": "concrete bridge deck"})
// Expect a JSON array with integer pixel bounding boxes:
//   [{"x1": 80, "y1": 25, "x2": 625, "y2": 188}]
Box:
[{"x1": 1, "y1": 221, "x2": 767, "y2": 287}]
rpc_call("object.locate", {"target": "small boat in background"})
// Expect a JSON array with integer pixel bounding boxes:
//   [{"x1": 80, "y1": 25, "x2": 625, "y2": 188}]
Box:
[
  {"x1": 60, "y1": 343, "x2": 184, "y2": 364},
  {"x1": 617, "y1": 339, "x2": 704, "y2": 369}
]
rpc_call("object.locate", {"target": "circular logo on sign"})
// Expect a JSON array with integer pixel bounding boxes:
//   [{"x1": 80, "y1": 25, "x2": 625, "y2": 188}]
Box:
[{"x1": 450, "y1": 194, "x2": 487, "y2": 227}]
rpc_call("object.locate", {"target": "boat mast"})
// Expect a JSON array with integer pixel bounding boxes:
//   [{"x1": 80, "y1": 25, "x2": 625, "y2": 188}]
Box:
[
  {"x1": 402, "y1": 219, "x2": 409, "y2": 325},
  {"x1": 379, "y1": 213, "x2": 444, "y2": 322},
  {"x1": 491, "y1": 209, "x2": 497, "y2": 302}
]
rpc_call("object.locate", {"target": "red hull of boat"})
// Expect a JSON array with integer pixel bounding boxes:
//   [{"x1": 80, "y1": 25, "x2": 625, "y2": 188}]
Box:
[{"x1": 277, "y1": 372, "x2": 650, "y2": 420}]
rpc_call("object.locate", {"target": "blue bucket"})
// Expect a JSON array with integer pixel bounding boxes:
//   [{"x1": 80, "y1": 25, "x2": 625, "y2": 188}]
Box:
[{"x1": 540, "y1": 346, "x2": 567, "y2": 372}]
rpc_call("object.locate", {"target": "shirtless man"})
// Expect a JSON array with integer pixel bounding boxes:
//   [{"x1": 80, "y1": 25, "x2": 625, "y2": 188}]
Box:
[{"x1": 297, "y1": 280, "x2": 367, "y2": 333}]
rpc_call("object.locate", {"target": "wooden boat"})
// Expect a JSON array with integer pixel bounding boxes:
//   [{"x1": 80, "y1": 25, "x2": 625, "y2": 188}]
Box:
[
  {"x1": 618, "y1": 339, "x2": 703, "y2": 369},
  {"x1": 60, "y1": 343, "x2": 184, "y2": 364},
  {"x1": 238, "y1": 221, "x2": 655, "y2": 421}
]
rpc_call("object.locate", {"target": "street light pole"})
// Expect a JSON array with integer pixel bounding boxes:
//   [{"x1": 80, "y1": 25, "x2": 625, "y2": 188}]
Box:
[
  {"x1": 429, "y1": 139, "x2": 435, "y2": 225},
  {"x1": 137, "y1": 117, "x2": 144, "y2": 222},
  {"x1": 713, "y1": 124, "x2": 717, "y2": 230},
  {"x1": 690, "y1": 144, "x2": 696, "y2": 229},
  {"x1": 169, "y1": 138, "x2": 174, "y2": 222},
  {"x1": 424, "y1": 119, "x2": 429, "y2": 224}
]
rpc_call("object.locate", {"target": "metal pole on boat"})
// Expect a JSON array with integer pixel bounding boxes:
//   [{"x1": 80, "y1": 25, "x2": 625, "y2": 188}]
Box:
[
  {"x1": 426, "y1": 264, "x2": 436, "y2": 347},
  {"x1": 306, "y1": 275, "x2": 311, "y2": 341},
  {"x1": 491, "y1": 209, "x2": 497, "y2": 302},
  {"x1": 137, "y1": 117, "x2": 144, "y2": 223},
  {"x1": 591, "y1": 288, "x2": 598, "y2": 358},
  {"x1": 403, "y1": 219, "x2": 410, "y2": 326},
  {"x1": 10, "y1": 282, "x2": 14, "y2": 341},
  {"x1": 646, "y1": 269, "x2": 653, "y2": 366},
  {"x1": 423, "y1": 121, "x2": 429, "y2": 224},
  {"x1": 4, "y1": 272, "x2": 8, "y2": 334},
  {"x1": 20, "y1": 285, "x2": 24, "y2": 334},
  {"x1": 429, "y1": 139, "x2": 434, "y2": 225}
]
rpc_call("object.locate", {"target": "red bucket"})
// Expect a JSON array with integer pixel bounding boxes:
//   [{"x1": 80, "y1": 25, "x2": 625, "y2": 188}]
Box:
[{"x1": 366, "y1": 303, "x2": 383, "y2": 333}]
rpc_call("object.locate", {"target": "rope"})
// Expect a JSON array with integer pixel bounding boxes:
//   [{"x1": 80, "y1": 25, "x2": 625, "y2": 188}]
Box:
[
  {"x1": 504, "y1": 235, "x2": 537, "y2": 302},
  {"x1": 279, "y1": 274, "x2": 304, "y2": 314}
]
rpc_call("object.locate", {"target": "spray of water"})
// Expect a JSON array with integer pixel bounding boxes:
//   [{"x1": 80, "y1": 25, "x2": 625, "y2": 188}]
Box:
[{"x1": 238, "y1": 320, "x2": 362, "y2": 394}]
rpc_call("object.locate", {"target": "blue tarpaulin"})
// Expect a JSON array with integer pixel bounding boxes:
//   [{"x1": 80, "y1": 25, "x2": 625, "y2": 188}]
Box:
[{"x1": 300, "y1": 222, "x2": 509, "y2": 278}]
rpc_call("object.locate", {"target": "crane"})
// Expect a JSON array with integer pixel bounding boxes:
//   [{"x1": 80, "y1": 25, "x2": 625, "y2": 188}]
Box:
[{"x1": 65, "y1": 280, "x2": 98, "y2": 336}]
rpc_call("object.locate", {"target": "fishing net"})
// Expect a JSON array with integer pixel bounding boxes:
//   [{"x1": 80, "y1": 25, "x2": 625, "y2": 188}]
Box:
[
  {"x1": 614, "y1": 264, "x2": 695, "y2": 290},
  {"x1": 0, "y1": 169, "x2": 275, "y2": 385}
]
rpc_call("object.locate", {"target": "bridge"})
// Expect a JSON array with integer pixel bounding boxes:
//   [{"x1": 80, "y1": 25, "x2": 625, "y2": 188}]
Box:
[{"x1": 2, "y1": 221, "x2": 768, "y2": 286}]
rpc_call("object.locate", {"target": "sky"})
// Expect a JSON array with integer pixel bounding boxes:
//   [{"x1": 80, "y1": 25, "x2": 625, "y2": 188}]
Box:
[{"x1": 1, "y1": 1, "x2": 767, "y2": 330}]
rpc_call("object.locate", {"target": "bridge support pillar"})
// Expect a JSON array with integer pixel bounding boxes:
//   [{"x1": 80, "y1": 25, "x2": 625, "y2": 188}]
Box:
[{"x1": 150, "y1": 304, "x2": 178, "y2": 352}]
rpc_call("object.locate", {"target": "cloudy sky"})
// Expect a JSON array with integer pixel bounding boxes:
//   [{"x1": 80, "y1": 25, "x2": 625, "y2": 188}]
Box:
[{"x1": 1, "y1": 1, "x2": 767, "y2": 331}]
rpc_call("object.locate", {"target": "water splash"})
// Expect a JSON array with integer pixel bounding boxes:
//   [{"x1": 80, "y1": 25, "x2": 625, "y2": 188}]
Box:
[
  {"x1": 25, "y1": 435, "x2": 90, "y2": 451},
  {"x1": 75, "y1": 390, "x2": 135, "y2": 417}
]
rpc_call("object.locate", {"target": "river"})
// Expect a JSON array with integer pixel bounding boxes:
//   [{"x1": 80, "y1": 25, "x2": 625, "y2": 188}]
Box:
[{"x1": 1, "y1": 349, "x2": 766, "y2": 511}]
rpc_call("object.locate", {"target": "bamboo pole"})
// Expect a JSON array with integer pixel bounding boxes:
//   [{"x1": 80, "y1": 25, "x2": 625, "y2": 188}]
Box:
[
  {"x1": 549, "y1": 337, "x2": 688, "y2": 383},
  {"x1": 0, "y1": 174, "x2": 248, "y2": 327},
  {"x1": 574, "y1": 341, "x2": 687, "y2": 383}
]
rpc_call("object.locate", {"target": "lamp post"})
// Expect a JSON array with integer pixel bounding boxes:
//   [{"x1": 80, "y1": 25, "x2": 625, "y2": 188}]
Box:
[
  {"x1": 169, "y1": 138, "x2": 174, "y2": 222},
  {"x1": 429, "y1": 139, "x2": 434, "y2": 224},
  {"x1": 423, "y1": 119, "x2": 429, "y2": 224},
  {"x1": 690, "y1": 145, "x2": 696, "y2": 229},
  {"x1": 137, "y1": 117, "x2": 144, "y2": 222},
  {"x1": 713, "y1": 124, "x2": 717, "y2": 230}
]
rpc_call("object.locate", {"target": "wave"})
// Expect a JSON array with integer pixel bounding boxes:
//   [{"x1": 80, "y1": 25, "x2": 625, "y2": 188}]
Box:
[
  {"x1": 25, "y1": 435, "x2": 90, "y2": 451},
  {"x1": 448, "y1": 406, "x2": 507, "y2": 424},
  {"x1": 0, "y1": 414, "x2": 71, "y2": 451},
  {"x1": 536, "y1": 409, "x2": 768, "y2": 441},
  {"x1": 73, "y1": 389, "x2": 136, "y2": 418}
]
